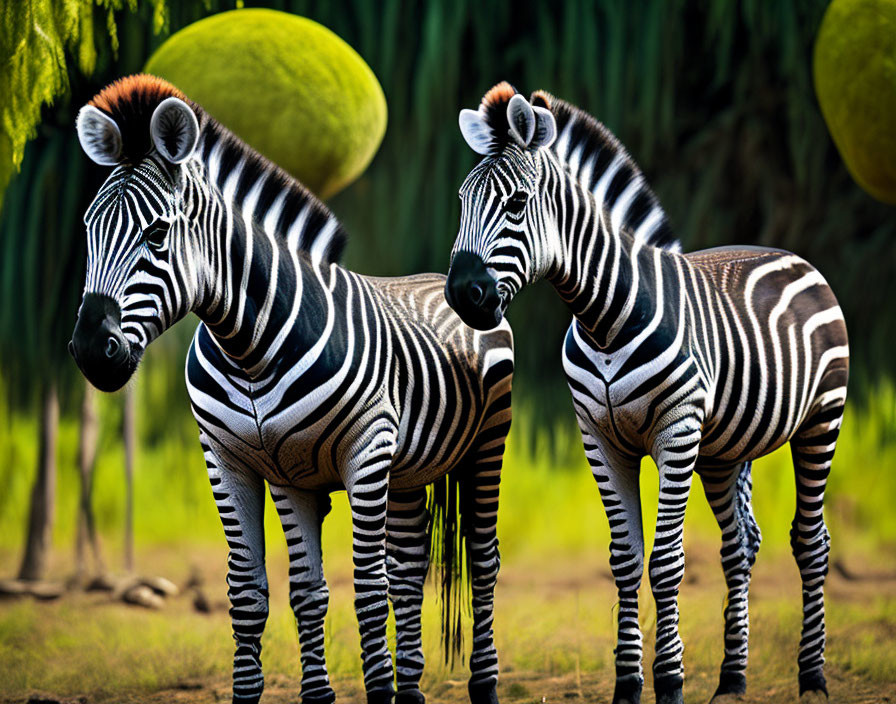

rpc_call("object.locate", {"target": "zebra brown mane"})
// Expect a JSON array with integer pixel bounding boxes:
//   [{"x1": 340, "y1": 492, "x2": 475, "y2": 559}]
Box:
[
  {"x1": 89, "y1": 75, "x2": 189, "y2": 165},
  {"x1": 530, "y1": 90, "x2": 680, "y2": 252},
  {"x1": 87, "y1": 74, "x2": 346, "y2": 264},
  {"x1": 475, "y1": 81, "x2": 522, "y2": 152}
]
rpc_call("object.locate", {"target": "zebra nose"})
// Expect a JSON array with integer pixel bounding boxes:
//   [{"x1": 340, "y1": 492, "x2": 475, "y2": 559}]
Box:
[{"x1": 105, "y1": 335, "x2": 122, "y2": 359}]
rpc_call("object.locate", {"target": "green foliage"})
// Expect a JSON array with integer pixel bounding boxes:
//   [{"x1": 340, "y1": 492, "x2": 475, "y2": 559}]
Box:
[
  {"x1": 814, "y1": 0, "x2": 896, "y2": 204},
  {"x1": 0, "y1": 1, "x2": 170, "y2": 203},
  {"x1": 280, "y1": 0, "x2": 895, "y2": 431},
  {"x1": 145, "y1": 9, "x2": 387, "y2": 199},
  {"x1": 0, "y1": 1, "x2": 231, "y2": 408},
  {"x1": 2, "y1": 0, "x2": 895, "y2": 432}
]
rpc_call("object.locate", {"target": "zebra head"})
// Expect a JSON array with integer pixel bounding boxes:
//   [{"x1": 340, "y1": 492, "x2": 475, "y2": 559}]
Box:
[
  {"x1": 445, "y1": 84, "x2": 558, "y2": 330},
  {"x1": 70, "y1": 86, "x2": 201, "y2": 392}
]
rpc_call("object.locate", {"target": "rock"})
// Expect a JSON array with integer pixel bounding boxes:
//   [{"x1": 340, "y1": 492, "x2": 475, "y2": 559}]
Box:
[
  {"x1": 84, "y1": 574, "x2": 116, "y2": 592},
  {"x1": 140, "y1": 575, "x2": 179, "y2": 597},
  {"x1": 192, "y1": 587, "x2": 211, "y2": 614},
  {"x1": 122, "y1": 584, "x2": 164, "y2": 609},
  {"x1": 111, "y1": 575, "x2": 140, "y2": 601},
  {"x1": 28, "y1": 581, "x2": 65, "y2": 600},
  {"x1": 144, "y1": 9, "x2": 387, "y2": 199},
  {"x1": 0, "y1": 578, "x2": 29, "y2": 598}
]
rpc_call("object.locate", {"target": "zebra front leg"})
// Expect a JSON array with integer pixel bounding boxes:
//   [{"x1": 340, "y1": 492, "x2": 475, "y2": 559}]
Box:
[
  {"x1": 205, "y1": 447, "x2": 269, "y2": 704},
  {"x1": 344, "y1": 429, "x2": 397, "y2": 704},
  {"x1": 584, "y1": 434, "x2": 645, "y2": 704},
  {"x1": 269, "y1": 484, "x2": 336, "y2": 704},
  {"x1": 386, "y1": 489, "x2": 430, "y2": 704},
  {"x1": 649, "y1": 439, "x2": 699, "y2": 704},
  {"x1": 699, "y1": 462, "x2": 761, "y2": 703}
]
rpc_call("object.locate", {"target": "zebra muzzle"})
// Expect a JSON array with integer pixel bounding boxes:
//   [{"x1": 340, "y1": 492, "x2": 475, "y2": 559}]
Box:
[
  {"x1": 70, "y1": 293, "x2": 141, "y2": 392},
  {"x1": 445, "y1": 251, "x2": 504, "y2": 330}
]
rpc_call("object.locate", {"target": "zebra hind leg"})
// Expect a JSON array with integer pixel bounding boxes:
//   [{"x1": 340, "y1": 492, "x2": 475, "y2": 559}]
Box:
[
  {"x1": 463, "y1": 365, "x2": 512, "y2": 704},
  {"x1": 790, "y1": 396, "x2": 844, "y2": 702},
  {"x1": 461, "y1": 451, "x2": 505, "y2": 704},
  {"x1": 387, "y1": 488, "x2": 430, "y2": 704},
  {"x1": 344, "y1": 426, "x2": 398, "y2": 704},
  {"x1": 269, "y1": 484, "x2": 336, "y2": 704},
  {"x1": 699, "y1": 461, "x2": 761, "y2": 703}
]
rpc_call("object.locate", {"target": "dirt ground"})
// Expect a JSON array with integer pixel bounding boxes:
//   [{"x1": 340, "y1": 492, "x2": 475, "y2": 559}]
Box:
[{"x1": 2, "y1": 545, "x2": 895, "y2": 704}]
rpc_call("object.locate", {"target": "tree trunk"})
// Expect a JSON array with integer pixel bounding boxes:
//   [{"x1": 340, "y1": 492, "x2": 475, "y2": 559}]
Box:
[
  {"x1": 75, "y1": 382, "x2": 104, "y2": 581},
  {"x1": 18, "y1": 382, "x2": 58, "y2": 581},
  {"x1": 123, "y1": 384, "x2": 136, "y2": 573}
]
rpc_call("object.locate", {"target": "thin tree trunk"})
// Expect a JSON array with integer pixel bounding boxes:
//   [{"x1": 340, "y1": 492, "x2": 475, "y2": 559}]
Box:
[
  {"x1": 123, "y1": 384, "x2": 136, "y2": 574},
  {"x1": 18, "y1": 382, "x2": 58, "y2": 582},
  {"x1": 75, "y1": 382, "x2": 104, "y2": 581}
]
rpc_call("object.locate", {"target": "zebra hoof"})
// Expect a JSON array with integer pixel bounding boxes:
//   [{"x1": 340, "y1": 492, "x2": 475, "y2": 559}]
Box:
[
  {"x1": 396, "y1": 689, "x2": 425, "y2": 704},
  {"x1": 799, "y1": 669, "x2": 828, "y2": 702},
  {"x1": 654, "y1": 675, "x2": 684, "y2": 704},
  {"x1": 468, "y1": 680, "x2": 499, "y2": 704},
  {"x1": 367, "y1": 688, "x2": 395, "y2": 704},
  {"x1": 232, "y1": 695, "x2": 262, "y2": 704},
  {"x1": 709, "y1": 671, "x2": 746, "y2": 701},
  {"x1": 612, "y1": 674, "x2": 642, "y2": 704},
  {"x1": 303, "y1": 690, "x2": 337, "y2": 704}
]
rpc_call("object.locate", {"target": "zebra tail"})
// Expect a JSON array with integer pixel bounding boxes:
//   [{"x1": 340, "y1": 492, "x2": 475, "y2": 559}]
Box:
[
  {"x1": 427, "y1": 468, "x2": 471, "y2": 665},
  {"x1": 735, "y1": 460, "x2": 762, "y2": 565}
]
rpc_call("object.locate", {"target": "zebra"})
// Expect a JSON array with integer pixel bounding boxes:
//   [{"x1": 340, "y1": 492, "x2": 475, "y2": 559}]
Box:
[
  {"x1": 443, "y1": 83, "x2": 848, "y2": 704},
  {"x1": 69, "y1": 75, "x2": 514, "y2": 704}
]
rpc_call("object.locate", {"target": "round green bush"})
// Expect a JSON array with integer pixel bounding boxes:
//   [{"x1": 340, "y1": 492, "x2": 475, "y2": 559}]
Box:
[
  {"x1": 145, "y1": 9, "x2": 387, "y2": 199},
  {"x1": 814, "y1": 0, "x2": 896, "y2": 204}
]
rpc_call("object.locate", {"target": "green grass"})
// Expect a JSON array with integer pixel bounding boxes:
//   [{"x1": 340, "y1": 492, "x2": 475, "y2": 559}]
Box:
[
  {"x1": 0, "y1": 544, "x2": 893, "y2": 702},
  {"x1": 1, "y1": 381, "x2": 894, "y2": 567},
  {"x1": 0, "y1": 384, "x2": 894, "y2": 701}
]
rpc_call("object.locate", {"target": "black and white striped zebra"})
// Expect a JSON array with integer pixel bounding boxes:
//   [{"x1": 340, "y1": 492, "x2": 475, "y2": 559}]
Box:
[
  {"x1": 444, "y1": 83, "x2": 848, "y2": 704},
  {"x1": 69, "y1": 75, "x2": 513, "y2": 704}
]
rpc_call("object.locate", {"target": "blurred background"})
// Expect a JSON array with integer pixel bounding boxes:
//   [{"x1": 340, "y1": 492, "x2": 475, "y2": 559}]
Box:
[{"x1": 0, "y1": 2, "x2": 894, "y2": 702}]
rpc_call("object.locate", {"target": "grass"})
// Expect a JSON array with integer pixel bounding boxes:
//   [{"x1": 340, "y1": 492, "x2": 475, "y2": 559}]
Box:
[
  {"x1": 0, "y1": 544, "x2": 893, "y2": 702},
  {"x1": 1, "y1": 380, "x2": 895, "y2": 564},
  {"x1": 0, "y1": 383, "x2": 894, "y2": 701}
]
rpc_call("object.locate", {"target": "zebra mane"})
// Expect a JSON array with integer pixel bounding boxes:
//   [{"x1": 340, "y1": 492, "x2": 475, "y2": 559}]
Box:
[
  {"x1": 85, "y1": 74, "x2": 346, "y2": 264},
  {"x1": 198, "y1": 118, "x2": 347, "y2": 264},
  {"x1": 529, "y1": 90, "x2": 681, "y2": 252}
]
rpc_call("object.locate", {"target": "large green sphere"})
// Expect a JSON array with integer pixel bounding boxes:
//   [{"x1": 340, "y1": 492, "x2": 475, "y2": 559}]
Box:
[
  {"x1": 145, "y1": 9, "x2": 386, "y2": 199},
  {"x1": 814, "y1": 0, "x2": 896, "y2": 204}
]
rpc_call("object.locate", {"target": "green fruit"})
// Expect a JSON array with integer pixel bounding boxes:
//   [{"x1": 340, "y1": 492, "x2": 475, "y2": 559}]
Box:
[
  {"x1": 814, "y1": 0, "x2": 896, "y2": 204},
  {"x1": 145, "y1": 8, "x2": 386, "y2": 199}
]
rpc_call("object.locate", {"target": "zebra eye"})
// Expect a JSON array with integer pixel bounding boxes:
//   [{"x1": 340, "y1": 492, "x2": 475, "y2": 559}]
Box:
[
  {"x1": 504, "y1": 192, "x2": 528, "y2": 216},
  {"x1": 142, "y1": 220, "x2": 170, "y2": 249}
]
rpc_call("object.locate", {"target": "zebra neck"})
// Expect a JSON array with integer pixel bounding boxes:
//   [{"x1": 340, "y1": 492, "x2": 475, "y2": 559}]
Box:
[
  {"x1": 188, "y1": 145, "x2": 337, "y2": 379},
  {"x1": 549, "y1": 174, "x2": 669, "y2": 350}
]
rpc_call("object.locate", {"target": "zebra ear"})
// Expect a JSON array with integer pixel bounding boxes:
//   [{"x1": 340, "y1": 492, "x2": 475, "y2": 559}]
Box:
[
  {"x1": 150, "y1": 97, "x2": 199, "y2": 164},
  {"x1": 530, "y1": 105, "x2": 557, "y2": 149},
  {"x1": 507, "y1": 94, "x2": 536, "y2": 147},
  {"x1": 459, "y1": 108, "x2": 495, "y2": 155},
  {"x1": 76, "y1": 106, "x2": 123, "y2": 166}
]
